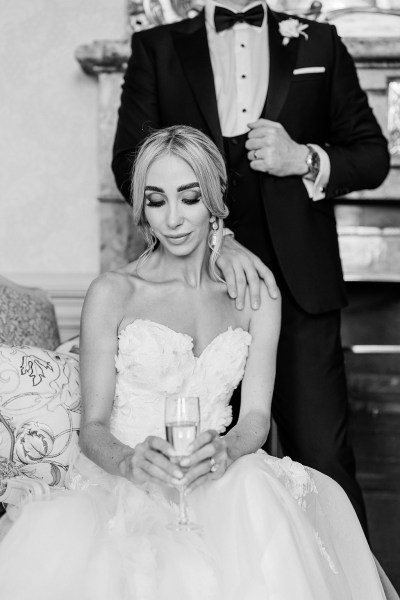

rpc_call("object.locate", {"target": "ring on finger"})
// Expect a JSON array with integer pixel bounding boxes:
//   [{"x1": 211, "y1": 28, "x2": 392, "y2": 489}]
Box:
[
  {"x1": 209, "y1": 457, "x2": 219, "y2": 473},
  {"x1": 253, "y1": 150, "x2": 258, "y2": 160}
]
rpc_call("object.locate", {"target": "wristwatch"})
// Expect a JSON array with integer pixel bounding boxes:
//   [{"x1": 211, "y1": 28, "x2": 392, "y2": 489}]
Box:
[{"x1": 305, "y1": 145, "x2": 320, "y2": 180}]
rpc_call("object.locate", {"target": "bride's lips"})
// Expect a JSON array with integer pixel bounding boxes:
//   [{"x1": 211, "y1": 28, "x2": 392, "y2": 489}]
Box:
[{"x1": 164, "y1": 232, "x2": 192, "y2": 244}]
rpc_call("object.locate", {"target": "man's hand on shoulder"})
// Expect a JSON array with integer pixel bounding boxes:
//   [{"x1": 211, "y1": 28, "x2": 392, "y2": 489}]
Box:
[
  {"x1": 215, "y1": 235, "x2": 279, "y2": 310},
  {"x1": 246, "y1": 119, "x2": 308, "y2": 177}
]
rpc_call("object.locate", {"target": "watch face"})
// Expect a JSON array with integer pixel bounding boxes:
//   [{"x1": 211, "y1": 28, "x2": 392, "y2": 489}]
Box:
[{"x1": 306, "y1": 149, "x2": 320, "y2": 175}]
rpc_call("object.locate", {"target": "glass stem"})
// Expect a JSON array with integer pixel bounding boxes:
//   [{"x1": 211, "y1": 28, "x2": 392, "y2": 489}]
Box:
[{"x1": 178, "y1": 484, "x2": 189, "y2": 526}]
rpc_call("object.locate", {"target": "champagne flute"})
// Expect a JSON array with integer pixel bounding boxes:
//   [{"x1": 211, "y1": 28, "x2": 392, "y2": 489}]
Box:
[{"x1": 165, "y1": 394, "x2": 200, "y2": 531}]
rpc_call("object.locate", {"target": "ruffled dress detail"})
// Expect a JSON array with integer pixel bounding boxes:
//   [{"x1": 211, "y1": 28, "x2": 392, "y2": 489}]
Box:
[{"x1": 0, "y1": 319, "x2": 392, "y2": 600}]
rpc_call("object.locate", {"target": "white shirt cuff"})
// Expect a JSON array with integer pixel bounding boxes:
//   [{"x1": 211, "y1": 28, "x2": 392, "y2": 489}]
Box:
[{"x1": 302, "y1": 144, "x2": 330, "y2": 202}]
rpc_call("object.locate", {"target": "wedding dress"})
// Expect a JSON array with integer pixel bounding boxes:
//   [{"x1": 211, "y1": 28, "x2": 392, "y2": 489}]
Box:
[{"x1": 0, "y1": 319, "x2": 396, "y2": 599}]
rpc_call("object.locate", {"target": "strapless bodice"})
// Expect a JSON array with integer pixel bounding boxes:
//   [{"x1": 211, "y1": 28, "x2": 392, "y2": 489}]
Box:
[{"x1": 110, "y1": 319, "x2": 252, "y2": 448}]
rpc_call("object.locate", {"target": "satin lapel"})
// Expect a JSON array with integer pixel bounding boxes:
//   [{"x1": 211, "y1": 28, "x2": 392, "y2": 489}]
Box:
[
  {"x1": 172, "y1": 13, "x2": 223, "y2": 152},
  {"x1": 263, "y1": 9, "x2": 299, "y2": 121}
]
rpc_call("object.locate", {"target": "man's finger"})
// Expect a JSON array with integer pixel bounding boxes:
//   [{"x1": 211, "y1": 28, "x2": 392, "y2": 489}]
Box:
[
  {"x1": 246, "y1": 128, "x2": 269, "y2": 141},
  {"x1": 248, "y1": 119, "x2": 281, "y2": 129},
  {"x1": 245, "y1": 138, "x2": 266, "y2": 151},
  {"x1": 232, "y1": 267, "x2": 247, "y2": 310},
  {"x1": 249, "y1": 160, "x2": 267, "y2": 172},
  {"x1": 216, "y1": 260, "x2": 237, "y2": 299},
  {"x1": 246, "y1": 127, "x2": 279, "y2": 141},
  {"x1": 247, "y1": 148, "x2": 266, "y2": 163},
  {"x1": 243, "y1": 267, "x2": 261, "y2": 310},
  {"x1": 256, "y1": 264, "x2": 279, "y2": 300}
]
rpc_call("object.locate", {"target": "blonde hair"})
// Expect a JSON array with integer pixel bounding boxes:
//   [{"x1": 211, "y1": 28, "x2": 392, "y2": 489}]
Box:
[{"x1": 130, "y1": 125, "x2": 229, "y2": 278}]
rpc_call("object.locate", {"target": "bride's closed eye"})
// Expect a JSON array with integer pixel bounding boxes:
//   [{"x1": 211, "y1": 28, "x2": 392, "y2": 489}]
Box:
[
  {"x1": 145, "y1": 192, "x2": 166, "y2": 207},
  {"x1": 145, "y1": 191, "x2": 202, "y2": 207},
  {"x1": 181, "y1": 191, "x2": 202, "y2": 205}
]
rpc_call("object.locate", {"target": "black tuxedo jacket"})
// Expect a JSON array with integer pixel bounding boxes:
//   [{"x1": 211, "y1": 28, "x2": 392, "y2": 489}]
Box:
[{"x1": 112, "y1": 8, "x2": 390, "y2": 314}]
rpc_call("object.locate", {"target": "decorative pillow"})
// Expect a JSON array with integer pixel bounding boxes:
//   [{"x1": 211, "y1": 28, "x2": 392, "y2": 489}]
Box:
[
  {"x1": 0, "y1": 279, "x2": 60, "y2": 350},
  {"x1": 0, "y1": 344, "x2": 81, "y2": 491}
]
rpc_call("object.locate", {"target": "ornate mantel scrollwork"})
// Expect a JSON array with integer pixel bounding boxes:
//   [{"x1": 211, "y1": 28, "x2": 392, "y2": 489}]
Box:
[
  {"x1": 126, "y1": 0, "x2": 400, "y2": 34},
  {"x1": 128, "y1": 0, "x2": 204, "y2": 32},
  {"x1": 126, "y1": 0, "x2": 325, "y2": 32}
]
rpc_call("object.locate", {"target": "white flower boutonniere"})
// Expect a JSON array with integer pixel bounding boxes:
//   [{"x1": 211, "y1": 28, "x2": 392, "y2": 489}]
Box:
[{"x1": 279, "y1": 18, "x2": 309, "y2": 46}]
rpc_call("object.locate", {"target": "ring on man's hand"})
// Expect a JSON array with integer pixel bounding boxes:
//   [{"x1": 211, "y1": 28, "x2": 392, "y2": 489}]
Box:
[
  {"x1": 254, "y1": 150, "x2": 258, "y2": 160},
  {"x1": 209, "y1": 457, "x2": 218, "y2": 473}
]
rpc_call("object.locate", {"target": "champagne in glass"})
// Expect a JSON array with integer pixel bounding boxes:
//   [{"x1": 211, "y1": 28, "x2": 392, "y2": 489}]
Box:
[
  {"x1": 165, "y1": 395, "x2": 200, "y2": 531},
  {"x1": 165, "y1": 421, "x2": 198, "y2": 458}
]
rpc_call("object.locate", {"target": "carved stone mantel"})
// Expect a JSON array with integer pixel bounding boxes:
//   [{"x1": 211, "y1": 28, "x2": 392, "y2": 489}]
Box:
[
  {"x1": 75, "y1": 37, "x2": 400, "y2": 75},
  {"x1": 75, "y1": 9, "x2": 400, "y2": 279},
  {"x1": 75, "y1": 40, "x2": 130, "y2": 76}
]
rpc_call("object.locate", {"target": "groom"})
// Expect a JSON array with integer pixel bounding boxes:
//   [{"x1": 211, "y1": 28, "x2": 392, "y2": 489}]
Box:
[{"x1": 112, "y1": 0, "x2": 390, "y2": 533}]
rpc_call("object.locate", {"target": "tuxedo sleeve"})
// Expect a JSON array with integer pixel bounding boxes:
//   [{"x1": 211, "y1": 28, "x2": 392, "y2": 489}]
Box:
[
  {"x1": 112, "y1": 33, "x2": 161, "y2": 203},
  {"x1": 323, "y1": 25, "x2": 390, "y2": 199}
]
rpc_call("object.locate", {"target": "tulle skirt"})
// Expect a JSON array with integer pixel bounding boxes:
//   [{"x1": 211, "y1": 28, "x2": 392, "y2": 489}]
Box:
[{"x1": 0, "y1": 449, "x2": 394, "y2": 600}]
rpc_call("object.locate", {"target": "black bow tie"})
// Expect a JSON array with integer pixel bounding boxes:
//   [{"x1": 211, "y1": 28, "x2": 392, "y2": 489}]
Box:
[{"x1": 214, "y1": 4, "x2": 264, "y2": 33}]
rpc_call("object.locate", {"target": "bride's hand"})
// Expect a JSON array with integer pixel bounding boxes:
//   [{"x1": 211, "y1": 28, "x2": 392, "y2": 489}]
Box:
[
  {"x1": 179, "y1": 430, "x2": 229, "y2": 492},
  {"x1": 119, "y1": 436, "x2": 185, "y2": 488}
]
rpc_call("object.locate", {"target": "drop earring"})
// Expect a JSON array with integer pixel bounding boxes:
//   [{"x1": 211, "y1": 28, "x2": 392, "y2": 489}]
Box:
[{"x1": 209, "y1": 216, "x2": 219, "y2": 248}]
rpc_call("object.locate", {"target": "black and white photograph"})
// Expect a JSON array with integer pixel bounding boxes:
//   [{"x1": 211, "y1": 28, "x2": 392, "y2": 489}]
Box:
[{"x1": 1, "y1": 0, "x2": 400, "y2": 597}]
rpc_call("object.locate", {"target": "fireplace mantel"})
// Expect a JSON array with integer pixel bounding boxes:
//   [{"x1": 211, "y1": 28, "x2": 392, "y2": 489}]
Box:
[
  {"x1": 75, "y1": 36, "x2": 400, "y2": 75},
  {"x1": 75, "y1": 40, "x2": 130, "y2": 75}
]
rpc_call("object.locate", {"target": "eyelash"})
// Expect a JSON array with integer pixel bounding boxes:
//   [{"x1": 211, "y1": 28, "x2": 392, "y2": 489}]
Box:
[
  {"x1": 145, "y1": 197, "x2": 202, "y2": 207},
  {"x1": 183, "y1": 197, "x2": 201, "y2": 205},
  {"x1": 146, "y1": 200, "x2": 164, "y2": 207}
]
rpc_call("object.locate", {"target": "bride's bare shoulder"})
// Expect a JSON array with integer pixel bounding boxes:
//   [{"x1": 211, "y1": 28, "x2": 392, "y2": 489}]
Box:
[{"x1": 85, "y1": 263, "x2": 143, "y2": 305}]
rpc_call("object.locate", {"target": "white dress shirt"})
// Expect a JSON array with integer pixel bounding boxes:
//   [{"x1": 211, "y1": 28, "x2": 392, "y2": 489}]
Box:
[{"x1": 205, "y1": 0, "x2": 329, "y2": 200}]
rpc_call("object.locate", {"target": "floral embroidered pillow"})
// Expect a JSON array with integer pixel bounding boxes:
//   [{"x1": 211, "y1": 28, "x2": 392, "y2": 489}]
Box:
[{"x1": 0, "y1": 344, "x2": 81, "y2": 491}]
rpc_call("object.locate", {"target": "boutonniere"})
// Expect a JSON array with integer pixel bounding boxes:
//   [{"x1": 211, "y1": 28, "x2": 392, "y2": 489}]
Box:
[{"x1": 279, "y1": 18, "x2": 309, "y2": 46}]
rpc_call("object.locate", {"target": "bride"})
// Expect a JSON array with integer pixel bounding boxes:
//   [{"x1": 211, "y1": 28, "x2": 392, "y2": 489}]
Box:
[{"x1": 0, "y1": 125, "x2": 397, "y2": 600}]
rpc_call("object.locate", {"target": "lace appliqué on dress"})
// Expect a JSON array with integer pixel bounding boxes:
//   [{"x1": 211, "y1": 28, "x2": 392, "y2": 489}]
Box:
[
  {"x1": 314, "y1": 531, "x2": 339, "y2": 575},
  {"x1": 264, "y1": 456, "x2": 318, "y2": 511},
  {"x1": 264, "y1": 455, "x2": 338, "y2": 575}
]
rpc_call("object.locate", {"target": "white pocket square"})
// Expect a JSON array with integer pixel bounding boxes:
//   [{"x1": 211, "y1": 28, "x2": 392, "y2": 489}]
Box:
[{"x1": 293, "y1": 67, "x2": 326, "y2": 75}]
